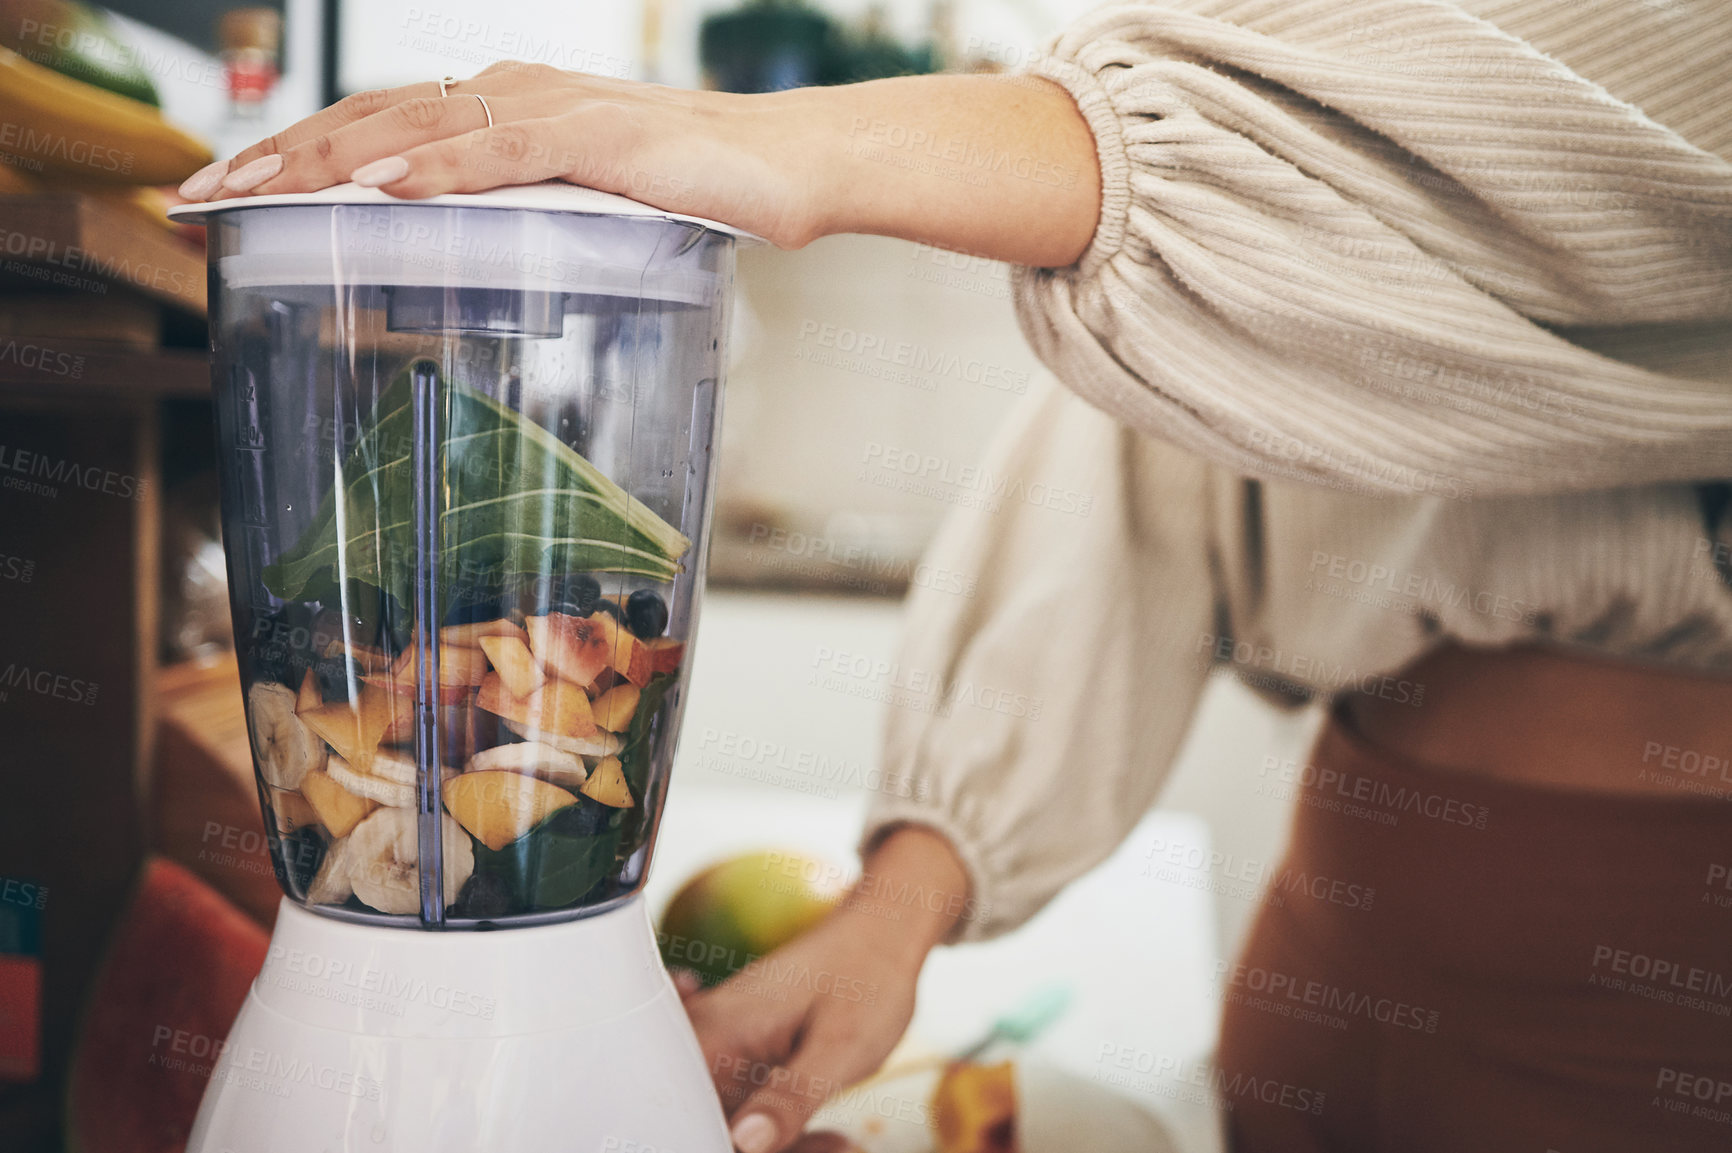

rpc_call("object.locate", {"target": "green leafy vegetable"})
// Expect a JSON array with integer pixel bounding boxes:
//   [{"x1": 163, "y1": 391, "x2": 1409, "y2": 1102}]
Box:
[
  {"x1": 263, "y1": 362, "x2": 690, "y2": 608},
  {"x1": 472, "y1": 807, "x2": 624, "y2": 911}
]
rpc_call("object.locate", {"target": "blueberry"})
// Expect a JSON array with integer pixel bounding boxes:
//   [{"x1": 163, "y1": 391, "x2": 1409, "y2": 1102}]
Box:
[
  {"x1": 555, "y1": 574, "x2": 601, "y2": 613},
  {"x1": 454, "y1": 872, "x2": 516, "y2": 919},
  {"x1": 626, "y1": 590, "x2": 669, "y2": 639}
]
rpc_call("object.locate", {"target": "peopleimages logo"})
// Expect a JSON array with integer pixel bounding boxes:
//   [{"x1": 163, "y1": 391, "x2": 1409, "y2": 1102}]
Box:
[
  {"x1": 265, "y1": 946, "x2": 497, "y2": 1021},
  {"x1": 0, "y1": 443, "x2": 145, "y2": 499}
]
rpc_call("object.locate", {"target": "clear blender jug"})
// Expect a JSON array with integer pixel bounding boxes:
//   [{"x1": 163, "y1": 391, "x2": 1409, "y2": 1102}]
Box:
[{"x1": 169, "y1": 183, "x2": 744, "y2": 1152}]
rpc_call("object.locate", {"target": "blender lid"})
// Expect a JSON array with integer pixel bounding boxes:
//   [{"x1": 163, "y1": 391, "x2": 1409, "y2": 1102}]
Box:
[
  {"x1": 175, "y1": 181, "x2": 756, "y2": 305},
  {"x1": 168, "y1": 180, "x2": 764, "y2": 243}
]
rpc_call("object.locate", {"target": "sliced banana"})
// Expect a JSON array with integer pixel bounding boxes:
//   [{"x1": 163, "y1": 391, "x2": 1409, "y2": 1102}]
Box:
[
  {"x1": 346, "y1": 808, "x2": 475, "y2": 915},
  {"x1": 248, "y1": 681, "x2": 327, "y2": 789},
  {"x1": 501, "y1": 718, "x2": 623, "y2": 758},
  {"x1": 326, "y1": 754, "x2": 454, "y2": 808},
  {"x1": 467, "y1": 740, "x2": 588, "y2": 789},
  {"x1": 367, "y1": 748, "x2": 419, "y2": 785},
  {"x1": 306, "y1": 835, "x2": 354, "y2": 905}
]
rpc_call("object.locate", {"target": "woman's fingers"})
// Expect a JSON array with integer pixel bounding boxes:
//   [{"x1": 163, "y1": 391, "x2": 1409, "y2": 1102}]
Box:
[
  {"x1": 179, "y1": 83, "x2": 440, "y2": 199},
  {"x1": 670, "y1": 968, "x2": 704, "y2": 1001},
  {"x1": 218, "y1": 94, "x2": 503, "y2": 198},
  {"x1": 348, "y1": 117, "x2": 582, "y2": 199},
  {"x1": 722, "y1": 1020, "x2": 879, "y2": 1153}
]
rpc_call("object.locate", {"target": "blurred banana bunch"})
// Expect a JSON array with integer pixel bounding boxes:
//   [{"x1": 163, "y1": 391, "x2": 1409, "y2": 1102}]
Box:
[{"x1": 0, "y1": 0, "x2": 211, "y2": 186}]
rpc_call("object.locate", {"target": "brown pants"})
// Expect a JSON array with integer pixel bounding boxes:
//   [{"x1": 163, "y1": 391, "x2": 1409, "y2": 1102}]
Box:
[{"x1": 1216, "y1": 707, "x2": 1732, "y2": 1152}]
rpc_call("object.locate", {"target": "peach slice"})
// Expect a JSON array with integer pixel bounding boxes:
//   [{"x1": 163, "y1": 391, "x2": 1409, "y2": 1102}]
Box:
[
  {"x1": 298, "y1": 767, "x2": 378, "y2": 837},
  {"x1": 271, "y1": 787, "x2": 322, "y2": 833},
  {"x1": 524, "y1": 613, "x2": 612, "y2": 687},
  {"x1": 444, "y1": 770, "x2": 577, "y2": 851},
  {"x1": 323, "y1": 639, "x2": 392, "y2": 674},
  {"x1": 362, "y1": 674, "x2": 472, "y2": 706},
  {"x1": 478, "y1": 634, "x2": 545, "y2": 700},
  {"x1": 441, "y1": 619, "x2": 530, "y2": 649},
  {"x1": 591, "y1": 683, "x2": 640, "y2": 732},
  {"x1": 299, "y1": 685, "x2": 408, "y2": 773},
  {"x1": 387, "y1": 641, "x2": 491, "y2": 687},
  {"x1": 589, "y1": 612, "x2": 652, "y2": 687},
  {"x1": 295, "y1": 668, "x2": 321, "y2": 713},
  {"x1": 475, "y1": 672, "x2": 598, "y2": 738},
  {"x1": 579, "y1": 756, "x2": 634, "y2": 808},
  {"x1": 645, "y1": 637, "x2": 685, "y2": 676}
]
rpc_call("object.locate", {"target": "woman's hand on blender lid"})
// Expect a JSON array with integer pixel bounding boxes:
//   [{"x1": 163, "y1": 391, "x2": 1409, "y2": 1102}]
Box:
[
  {"x1": 180, "y1": 63, "x2": 842, "y2": 250},
  {"x1": 177, "y1": 64, "x2": 1102, "y2": 268}
]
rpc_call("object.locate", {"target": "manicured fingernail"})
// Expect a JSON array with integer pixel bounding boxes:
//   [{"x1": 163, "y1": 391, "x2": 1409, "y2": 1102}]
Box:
[
  {"x1": 351, "y1": 156, "x2": 409, "y2": 188},
  {"x1": 221, "y1": 153, "x2": 282, "y2": 193},
  {"x1": 178, "y1": 159, "x2": 227, "y2": 201},
  {"x1": 730, "y1": 1113, "x2": 776, "y2": 1153}
]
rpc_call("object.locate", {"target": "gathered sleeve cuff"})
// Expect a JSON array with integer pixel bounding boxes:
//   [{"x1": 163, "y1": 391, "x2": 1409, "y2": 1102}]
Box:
[{"x1": 859, "y1": 377, "x2": 1222, "y2": 942}]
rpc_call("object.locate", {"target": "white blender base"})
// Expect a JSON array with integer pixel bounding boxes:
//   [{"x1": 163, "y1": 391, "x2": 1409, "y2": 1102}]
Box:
[{"x1": 187, "y1": 895, "x2": 731, "y2": 1153}]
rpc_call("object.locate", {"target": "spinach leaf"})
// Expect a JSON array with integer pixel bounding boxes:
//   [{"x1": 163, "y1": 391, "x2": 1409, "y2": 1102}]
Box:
[
  {"x1": 472, "y1": 805, "x2": 625, "y2": 911},
  {"x1": 263, "y1": 362, "x2": 690, "y2": 607}
]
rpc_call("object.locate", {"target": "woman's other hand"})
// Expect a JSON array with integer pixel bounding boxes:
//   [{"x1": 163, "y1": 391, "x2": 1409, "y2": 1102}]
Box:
[
  {"x1": 681, "y1": 825, "x2": 971, "y2": 1153},
  {"x1": 176, "y1": 67, "x2": 1099, "y2": 267}
]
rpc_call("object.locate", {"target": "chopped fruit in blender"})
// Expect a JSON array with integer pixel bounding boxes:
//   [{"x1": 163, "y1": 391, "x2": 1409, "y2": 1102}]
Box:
[
  {"x1": 362, "y1": 673, "x2": 472, "y2": 705},
  {"x1": 306, "y1": 835, "x2": 355, "y2": 905},
  {"x1": 477, "y1": 671, "x2": 598, "y2": 738},
  {"x1": 298, "y1": 686, "x2": 410, "y2": 772},
  {"x1": 646, "y1": 637, "x2": 685, "y2": 675},
  {"x1": 501, "y1": 718, "x2": 623, "y2": 758},
  {"x1": 479, "y1": 633, "x2": 546, "y2": 699},
  {"x1": 324, "y1": 754, "x2": 453, "y2": 809},
  {"x1": 296, "y1": 668, "x2": 321, "y2": 712},
  {"x1": 592, "y1": 683, "x2": 641, "y2": 731},
  {"x1": 386, "y1": 641, "x2": 492, "y2": 687},
  {"x1": 551, "y1": 573, "x2": 602, "y2": 616},
  {"x1": 579, "y1": 756, "x2": 635, "y2": 808},
  {"x1": 440, "y1": 618, "x2": 531, "y2": 648},
  {"x1": 591, "y1": 611, "x2": 653, "y2": 686},
  {"x1": 588, "y1": 666, "x2": 620, "y2": 697},
  {"x1": 347, "y1": 808, "x2": 475, "y2": 914},
  {"x1": 626, "y1": 590, "x2": 669, "y2": 639},
  {"x1": 300, "y1": 766, "x2": 380, "y2": 837},
  {"x1": 248, "y1": 681, "x2": 328, "y2": 789},
  {"x1": 322, "y1": 639, "x2": 392, "y2": 674},
  {"x1": 467, "y1": 740, "x2": 587, "y2": 789},
  {"x1": 445, "y1": 770, "x2": 579, "y2": 851},
  {"x1": 271, "y1": 787, "x2": 322, "y2": 834},
  {"x1": 524, "y1": 612, "x2": 613, "y2": 686}
]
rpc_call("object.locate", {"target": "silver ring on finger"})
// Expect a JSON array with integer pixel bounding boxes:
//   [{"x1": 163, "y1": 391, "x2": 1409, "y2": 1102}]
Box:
[
  {"x1": 438, "y1": 75, "x2": 458, "y2": 98},
  {"x1": 472, "y1": 93, "x2": 493, "y2": 128}
]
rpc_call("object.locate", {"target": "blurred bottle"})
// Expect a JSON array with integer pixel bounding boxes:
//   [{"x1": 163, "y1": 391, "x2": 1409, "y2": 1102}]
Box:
[{"x1": 214, "y1": 7, "x2": 280, "y2": 158}]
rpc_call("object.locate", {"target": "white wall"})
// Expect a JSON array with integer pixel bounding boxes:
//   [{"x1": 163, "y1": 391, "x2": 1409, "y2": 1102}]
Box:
[{"x1": 338, "y1": 0, "x2": 1111, "y2": 92}]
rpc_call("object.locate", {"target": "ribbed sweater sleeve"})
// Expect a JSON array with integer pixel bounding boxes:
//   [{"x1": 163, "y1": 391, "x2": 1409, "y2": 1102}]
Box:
[
  {"x1": 859, "y1": 377, "x2": 1221, "y2": 942},
  {"x1": 1012, "y1": 0, "x2": 1732, "y2": 497}
]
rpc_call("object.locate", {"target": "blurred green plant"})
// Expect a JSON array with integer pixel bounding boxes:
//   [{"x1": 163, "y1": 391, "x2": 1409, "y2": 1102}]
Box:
[{"x1": 699, "y1": 0, "x2": 939, "y2": 94}]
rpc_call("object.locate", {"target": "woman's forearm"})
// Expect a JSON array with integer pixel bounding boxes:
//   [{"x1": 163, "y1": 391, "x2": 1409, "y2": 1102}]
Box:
[
  {"x1": 793, "y1": 74, "x2": 1101, "y2": 267},
  {"x1": 183, "y1": 66, "x2": 1102, "y2": 269}
]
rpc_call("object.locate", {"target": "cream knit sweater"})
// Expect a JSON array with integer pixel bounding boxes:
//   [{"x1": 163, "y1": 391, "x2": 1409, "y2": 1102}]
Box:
[{"x1": 861, "y1": 0, "x2": 1732, "y2": 942}]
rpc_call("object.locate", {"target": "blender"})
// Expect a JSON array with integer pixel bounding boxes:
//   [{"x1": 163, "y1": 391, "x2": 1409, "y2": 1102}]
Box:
[{"x1": 167, "y1": 182, "x2": 748, "y2": 1151}]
